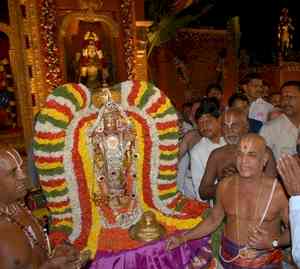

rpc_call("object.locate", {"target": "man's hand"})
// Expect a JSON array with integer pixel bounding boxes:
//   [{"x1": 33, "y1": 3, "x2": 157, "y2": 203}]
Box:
[
  {"x1": 220, "y1": 166, "x2": 237, "y2": 179},
  {"x1": 277, "y1": 154, "x2": 300, "y2": 196},
  {"x1": 247, "y1": 227, "x2": 273, "y2": 250},
  {"x1": 166, "y1": 234, "x2": 185, "y2": 251},
  {"x1": 42, "y1": 241, "x2": 80, "y2": 269}
]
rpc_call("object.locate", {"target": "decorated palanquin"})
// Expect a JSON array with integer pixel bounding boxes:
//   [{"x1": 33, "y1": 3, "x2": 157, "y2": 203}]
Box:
[{"x1": 33, "y1": 81, "x2": 216, "y2": 268}]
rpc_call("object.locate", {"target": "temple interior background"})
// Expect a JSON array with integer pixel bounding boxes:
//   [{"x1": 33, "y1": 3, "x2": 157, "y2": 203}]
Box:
[{"x1": 0, "y1": 0, "x2": 299, "y2": 182}]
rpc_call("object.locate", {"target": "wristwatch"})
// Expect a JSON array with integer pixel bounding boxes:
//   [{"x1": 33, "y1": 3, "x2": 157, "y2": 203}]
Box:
[{"x1": 272, "y1": 239, "x2": 279, "y2": 248}]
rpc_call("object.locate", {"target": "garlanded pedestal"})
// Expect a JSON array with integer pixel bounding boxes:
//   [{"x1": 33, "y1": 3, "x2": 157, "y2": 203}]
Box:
[{"x1": 33, "y1": 81, "x2": 211, "y2": 268}]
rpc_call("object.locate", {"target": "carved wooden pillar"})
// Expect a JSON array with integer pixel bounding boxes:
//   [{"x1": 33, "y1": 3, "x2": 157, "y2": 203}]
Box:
[
  {"x1": 154, "y1": 47, "x2": 170, "y2": 93},
  {"x1": 134, "y1": 21, "x2": 152, "y2": 81}
]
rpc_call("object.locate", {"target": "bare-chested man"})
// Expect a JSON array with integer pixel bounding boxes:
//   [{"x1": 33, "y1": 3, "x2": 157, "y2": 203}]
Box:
[
  {"x1": 167, "y1": 134, "x2": 290, "y2": 269},
  {"x1": 199, "y1": 108, "x2": 277, "y2": 200},
  {"x1": 0, "y1": 145, "x2": 80, "y2": 269}
]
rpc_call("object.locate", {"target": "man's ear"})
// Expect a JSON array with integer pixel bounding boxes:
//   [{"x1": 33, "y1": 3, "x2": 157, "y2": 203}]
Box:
[{"x1": 263, "y1": 152, "x2": 269, "y2": 167}]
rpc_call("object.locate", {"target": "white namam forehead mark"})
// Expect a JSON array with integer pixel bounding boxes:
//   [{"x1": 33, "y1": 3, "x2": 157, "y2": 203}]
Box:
[
  {"x1": 223, "y1": 113, "x2": 235, "y2": 128},
  {"x1": 5, "y1": 149, "x2": 23, "y2": 169}
]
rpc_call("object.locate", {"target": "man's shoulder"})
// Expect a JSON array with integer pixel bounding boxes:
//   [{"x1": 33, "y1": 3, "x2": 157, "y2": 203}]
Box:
[
  {"x1": 263, "y1": 175, "x2": 277, "y2": 185},
  {"x1": 210, "y1": 145, "x2": 232, "y2": 158},
  {"x1": 261, "y1": 114, "x2": 286, "y2": 130},
  {"x1": 0, "y1": 218, "x2": 21, "y2": 238},
  {"x1": 218, "y1": 175, "x2": 236, "y2": 191},
  {"x1": 190, "y1": 137, "x2": 205, "y2": 152},
  {"x1": 262, "y1": 175, "x2": 286, "y2": 196},
  {"x1": 183, "y1": 129, "x2": 201, "y2": 147}
]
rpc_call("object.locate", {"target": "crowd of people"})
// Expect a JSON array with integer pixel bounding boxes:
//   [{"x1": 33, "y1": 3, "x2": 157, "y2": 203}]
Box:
[
  {"x1": 0, "y1": 73, "x2": 300, "y2": 269},
  {"x1": 174, "y1": 74, "x2": 300, "y2": 268}
]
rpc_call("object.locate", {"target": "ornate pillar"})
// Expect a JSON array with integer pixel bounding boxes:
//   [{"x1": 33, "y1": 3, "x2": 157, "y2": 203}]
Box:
[{"x1": 134, "y1": 21, "x2": 152, "y2": 81}]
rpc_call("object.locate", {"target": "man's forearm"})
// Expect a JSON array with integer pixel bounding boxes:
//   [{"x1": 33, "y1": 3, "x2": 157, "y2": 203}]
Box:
[
  {"x1": 182, "y1": 214, "x2": 223, "y2": 242},
  {"x1": 278, "y1": 229, "x2": 290, "y2": 248}
]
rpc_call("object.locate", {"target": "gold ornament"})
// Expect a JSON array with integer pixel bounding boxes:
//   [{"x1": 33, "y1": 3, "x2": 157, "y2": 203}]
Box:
[{"x1": 129, "y1": 211, "x2": 166, "y2": 242}]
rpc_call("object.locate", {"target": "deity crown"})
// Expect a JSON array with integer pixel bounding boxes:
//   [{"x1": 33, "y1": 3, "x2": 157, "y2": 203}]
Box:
[{"x1": 84, "y1": 31, "x2": 99, "y2": 42}]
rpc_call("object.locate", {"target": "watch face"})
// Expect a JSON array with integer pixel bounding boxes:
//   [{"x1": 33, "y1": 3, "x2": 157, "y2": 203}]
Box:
[{"x1": 272, "y1": 240, "x2": 278, "y2": 247}]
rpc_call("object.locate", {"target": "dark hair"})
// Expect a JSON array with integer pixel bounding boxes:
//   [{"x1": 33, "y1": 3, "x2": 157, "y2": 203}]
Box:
[
  {"x1": 195, "y1": 97, "x2": 220, "y2": 121},
  {"x1": 206, "y1": 83, "x2": 223, "y2": 95},
  {"x1": 263, "y1": 80, "x2": 270, "y2": 87},
  {"x1": 280, "y1": 80, "x2": 300, "y2": 92},
  {"x1": 228, "y1": 94, "x2": 250, "y2": 107},
  {"x1": 269, "y1": 92, "x2": 280, "y2": 97},
  {"x1": 182, "y1": 102, "x2": 193, "y2": 109},
  {"x1": 240, "y1": 73, "x2": 262, "y2": 85}
]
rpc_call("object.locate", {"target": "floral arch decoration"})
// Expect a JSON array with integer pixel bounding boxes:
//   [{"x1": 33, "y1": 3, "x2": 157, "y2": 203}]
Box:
[{"x1": 33, "y1": 81, "x2": 207, "y2": 255}]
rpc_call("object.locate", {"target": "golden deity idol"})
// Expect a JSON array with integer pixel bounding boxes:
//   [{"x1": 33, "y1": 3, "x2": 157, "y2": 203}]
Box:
[{"x1": 90, "y1": 89, "x2": 142, "y2": 229}]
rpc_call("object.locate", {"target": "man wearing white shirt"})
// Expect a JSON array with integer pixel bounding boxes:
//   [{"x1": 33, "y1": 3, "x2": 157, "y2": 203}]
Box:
[
  {"x1": 189, "y1": 98, "x2": 226, "y2": 201},
  {"x1": 260, "y1": 81, "x2": 300, "y2": 160},
  {"x1": 277, "y1": 154, "x2": 300, "y2": 268},
  {"x1": 243, "y1": 73, "x2": 274, "y2": 124}
]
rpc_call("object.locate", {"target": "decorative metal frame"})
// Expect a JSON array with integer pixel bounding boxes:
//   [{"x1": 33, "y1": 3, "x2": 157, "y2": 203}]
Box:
[
  {"x1": 58, "y1": 11, "x2": 120, "y2": 83},
  {"x1": 0, "y1": 0, "x2": 34, "y2": 149}
]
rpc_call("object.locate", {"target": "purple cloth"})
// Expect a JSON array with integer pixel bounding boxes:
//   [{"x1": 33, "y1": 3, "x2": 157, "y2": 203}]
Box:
[
  {"x1": 90, "y1": 235, "x2": 212, "y2": 269},
  {"x1": 220, "y1": 236, "x2": 282, "y2": 269}
]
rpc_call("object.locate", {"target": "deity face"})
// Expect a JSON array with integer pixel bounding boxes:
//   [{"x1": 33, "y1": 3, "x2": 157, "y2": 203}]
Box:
[
  {"x1": 87, "y1": 42, "x2": 97, "y2": 58},
  {"x1": 236, "y1": 135, "x2": 267, "y2": 179},
  {"x1": 222, "y1": 112, "x2": 248, "y2": 145},
  {"x1": 0, "y1": 149, "x2": 27, "y2": 204},
  {"x1": 281, "y1": 86, "x2": 300, "y2": 118},
  {"x1": 103, "y1": 112, "x2": 118, "y2": 133},
  {"x1": 197, "y1": 114, "x2": 220, "y2": 140},
  {"x1": 245, "y1": 79, "x2": 264, "y2": 100}
]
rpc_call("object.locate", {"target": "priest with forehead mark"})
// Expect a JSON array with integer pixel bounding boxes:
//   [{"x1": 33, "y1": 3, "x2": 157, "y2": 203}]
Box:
[
  {"x1": 199, "y1": 109, "x2": 276, "y2": 201},
  {"x1": 0, "y1": 144, "x2": 81, "y2": 269},
  {"x1": 167, "y1": 134, "x2": 290, "y2": 269}
]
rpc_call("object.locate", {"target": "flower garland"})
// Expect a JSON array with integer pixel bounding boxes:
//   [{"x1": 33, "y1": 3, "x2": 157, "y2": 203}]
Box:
[
  {"x1": 39, "y1": 0, "x2": 63, "y2": 90},
  {"x1": 33, "y1": 81, "x2": 208, "y2": 255},
  {"x1": 118, "y1": 81, "x2": 207, "y2": 228},
  {"x1": 34, "y1": 84, "x2": 90, "y2": 248}
]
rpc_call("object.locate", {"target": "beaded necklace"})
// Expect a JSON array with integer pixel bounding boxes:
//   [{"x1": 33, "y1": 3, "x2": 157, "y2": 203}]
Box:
[{"x1": 0, "y1": 202, "x2": 51, "y2": 257}]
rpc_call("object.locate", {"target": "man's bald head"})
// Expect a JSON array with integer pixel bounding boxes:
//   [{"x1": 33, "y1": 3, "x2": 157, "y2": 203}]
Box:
[
  {"x1": 0, "y1": 144, "x2": 27, "y2": 204},
  {"x1": 222, "y1": 108, "x2": 248, "y2": 124},
  {"x1": 239, "y1": 133, "x2": 267, "y2": 154},
  {"x1": 221, "y1": 108, "x2": 249, "y2": 145},
  {"x1": 0, "y1": 144, "x2": 23, "y2": 174},
  {"x1": 236, "y1": 134, "x2": 268, "y2": 179},
  {"x1": 0, "y1": 144, "x2": 12, "y2": 171}
]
